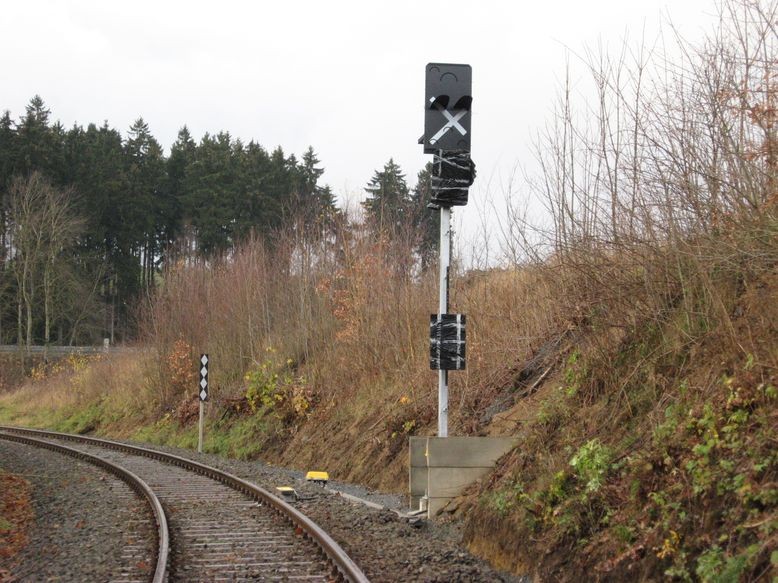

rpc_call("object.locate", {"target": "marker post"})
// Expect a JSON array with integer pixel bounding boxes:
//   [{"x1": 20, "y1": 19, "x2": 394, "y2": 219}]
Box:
[
  {"x1": 198, "y1": 354, "x2": 209, "y2": 453},
  {"x1": 198, "y1": 401, "x2": 204, "y2": 453}
]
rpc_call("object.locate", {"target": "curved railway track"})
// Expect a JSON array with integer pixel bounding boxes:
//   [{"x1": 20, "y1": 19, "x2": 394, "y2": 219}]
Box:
[
  {"x1": 0, "y1": 431, "x2": 168, "y2": 582},
  {"x1": 0, "y1": 426, "x2": 369, "y2": 583}
]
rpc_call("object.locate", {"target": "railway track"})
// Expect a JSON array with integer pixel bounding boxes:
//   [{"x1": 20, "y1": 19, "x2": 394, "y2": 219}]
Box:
[{"x1": 0, "y1": 426, "x2": 369, "y2": 583}]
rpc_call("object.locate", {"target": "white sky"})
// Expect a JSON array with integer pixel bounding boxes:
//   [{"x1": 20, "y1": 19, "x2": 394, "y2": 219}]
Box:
[{"x1": 1, "y1": 0, "x2": 717, "y2": 258}]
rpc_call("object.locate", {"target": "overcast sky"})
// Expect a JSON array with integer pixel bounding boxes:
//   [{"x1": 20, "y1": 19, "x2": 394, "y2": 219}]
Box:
[{"x1": 2, "y1": 0, "x2": 717, "y2": 256}]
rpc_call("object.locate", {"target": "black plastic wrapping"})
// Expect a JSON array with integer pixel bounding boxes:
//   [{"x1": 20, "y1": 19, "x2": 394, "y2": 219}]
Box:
[
  {"x1": 430, "y1": 152, "x2": 476, "y2": 207},
  {"x1": 430, "y1": 314, "x2": 466, "y2": 370}
]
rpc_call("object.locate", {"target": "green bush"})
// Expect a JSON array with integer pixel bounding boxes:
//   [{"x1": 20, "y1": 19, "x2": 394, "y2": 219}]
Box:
[{"x1": 570, "y1": 439, "x2": 612, "y2": 494}]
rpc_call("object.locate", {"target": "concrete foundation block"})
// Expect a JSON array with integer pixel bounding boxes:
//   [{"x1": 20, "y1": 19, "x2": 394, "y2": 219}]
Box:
[
  {"x1": 427, "y1": 466, "x2": 491, "y2": 497},
  {"x1": 409, "y1": 436, "x2": 427, "y2": 467},
  {"x1": 427, "y1": 497, "x2": 453, "y2": 515},
  {"x1": 409, "y1": 465, "x2": 427, "y2": 497},
  {"x1": 408, "y1": 435, "x2": 518, "y2": 518},
  {"x1": 425, "y1": 436, "x2": 518, "y2": 467}
]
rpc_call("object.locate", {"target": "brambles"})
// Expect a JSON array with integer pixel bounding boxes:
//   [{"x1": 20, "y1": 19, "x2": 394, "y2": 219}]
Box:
[
  {"x1": 244, "y1": 351, "x2": 312, "y2": 421},
  {"x1": 244, "y1": 357, "x2": 283, "y2": 412},
  {"x1": 569, "y1": 439, "x2": 611, "y2": 495},
  {"x1": 561, "y1": 349, "x2": 585, "y2": 397},
  {"x1": 694, "y1": 541, "x2": 765, "y2": 583}
]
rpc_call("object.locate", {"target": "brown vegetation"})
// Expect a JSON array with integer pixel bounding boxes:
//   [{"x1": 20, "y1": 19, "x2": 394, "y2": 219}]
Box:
[{"x1": 0, "y1": 470, "x2": 33, "y2": 580}]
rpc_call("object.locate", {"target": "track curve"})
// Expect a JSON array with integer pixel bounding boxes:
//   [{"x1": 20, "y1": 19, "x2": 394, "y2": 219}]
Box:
[
  {"x1": 0, "y1": 425, "x2": 369, "y2": 583},
  {"x1": 0, "y1": 431, "x2": 169, "y2": 583}
]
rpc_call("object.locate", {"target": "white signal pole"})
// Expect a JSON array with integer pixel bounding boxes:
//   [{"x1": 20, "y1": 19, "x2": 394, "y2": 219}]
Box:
[
  {"x1": 198, "y1": 400, "x2": 204, "y2": 453},
  {"x1": 438, "y1": 204, "x2": 451, "y2": 438}
]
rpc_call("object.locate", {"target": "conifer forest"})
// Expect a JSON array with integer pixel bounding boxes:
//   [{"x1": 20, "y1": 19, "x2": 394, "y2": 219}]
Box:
[{"x1": 0, "y1": 97, "x2": 434, "y2": 347}]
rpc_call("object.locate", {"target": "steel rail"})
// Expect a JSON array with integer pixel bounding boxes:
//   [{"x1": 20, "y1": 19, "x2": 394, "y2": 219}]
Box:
[
  {"x1": 0, "y1": 431, "x2": 169, "y2": 583},
  {"x1": 0, "y1": 425, "x2": 370, "y2": 583}
]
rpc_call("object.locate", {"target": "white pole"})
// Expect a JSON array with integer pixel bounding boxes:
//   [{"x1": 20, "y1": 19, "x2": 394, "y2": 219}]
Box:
[
  {"x1": 198, "y1": 400, "x2": 204, "y2": 453},
  {"x1": 438, "y1": 205, "x2": 451, "y2": 438}
]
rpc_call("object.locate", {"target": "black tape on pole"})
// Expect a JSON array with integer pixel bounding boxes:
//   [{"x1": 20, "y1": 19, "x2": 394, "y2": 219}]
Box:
[
  {"x1": 430, "y1": 152, "x2": 476, "y2": 207},
  {"x1": 430, "y1": 314, "x2": 466, "y2": 370}
]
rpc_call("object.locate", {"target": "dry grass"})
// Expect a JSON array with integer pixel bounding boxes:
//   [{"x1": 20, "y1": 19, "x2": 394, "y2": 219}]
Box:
[{"x1": 0, "y1": 351, "x2": 155, "y2": 431}]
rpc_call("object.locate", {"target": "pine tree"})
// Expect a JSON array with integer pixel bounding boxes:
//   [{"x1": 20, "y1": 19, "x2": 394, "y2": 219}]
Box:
[
  {"x1": 166, "y1": 126, "x2": 196, "y2": 259},
  {"x1": 292, "y1": 147, "x2": 338, "y2": 236},
  {"x1": 47, "y1": 121, "x2": 68, "y2": 185},
  {"x1": 410, "y1": 163, "x2": 438, "y2": 271},
  {"x1": 0, "y1": 111, "x2": 14, "y2": 340},
  {"x1": 0, "y1": 99, "x2": 344, "y2": 341},
  {"x1": 239, "y1": 140, "x2": 276, "y2": 236},
  {"x1": 182, "y1": 132, "x2": 237, "y2": 254},
  {"x1": 265, "y1": 146, "x2": 296, "y2": 237},
  {"x1": 15, "y1": 96, "x2": 58, "y2": 178},
  {"x1": 124, "y1": 117, "x2": 166, "y2": 291},
  {"x1": 362, "y1": 158, "x2": 411, "y2": 237},
  {"x1": 71, "y1": 122, "x2": 128, "y2": 254}
]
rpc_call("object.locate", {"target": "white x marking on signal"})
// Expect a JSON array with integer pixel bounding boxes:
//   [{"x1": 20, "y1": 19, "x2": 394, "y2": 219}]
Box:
[{"x1": 429, "y1": 98, "x2": 468, "y2": 145}]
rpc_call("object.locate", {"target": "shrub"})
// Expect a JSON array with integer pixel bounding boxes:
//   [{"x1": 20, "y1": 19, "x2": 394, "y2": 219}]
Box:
[{"x1": 570, "y1": 439, "x2": 612, "y2": 494}]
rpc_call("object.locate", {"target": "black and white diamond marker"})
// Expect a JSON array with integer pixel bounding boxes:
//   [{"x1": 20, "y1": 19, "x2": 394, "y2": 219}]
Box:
[{"x1": 199, "y1": 354, "x2": 209, "y2": 401}]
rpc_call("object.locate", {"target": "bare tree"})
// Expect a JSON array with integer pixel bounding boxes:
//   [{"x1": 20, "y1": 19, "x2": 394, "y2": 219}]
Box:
[{"x1": 9, "y1": 172, "x2": 85, "y2": 355}]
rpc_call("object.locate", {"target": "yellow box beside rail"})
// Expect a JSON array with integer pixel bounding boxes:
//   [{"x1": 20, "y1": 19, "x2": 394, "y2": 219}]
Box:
[{"x1": 306, "y1": 471, "x2": 329, "y2": 484}]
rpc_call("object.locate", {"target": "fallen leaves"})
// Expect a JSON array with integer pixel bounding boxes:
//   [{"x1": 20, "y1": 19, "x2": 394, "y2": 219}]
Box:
[{"x1": 0, "y1": 470, "x2": 34, "y2": 578}]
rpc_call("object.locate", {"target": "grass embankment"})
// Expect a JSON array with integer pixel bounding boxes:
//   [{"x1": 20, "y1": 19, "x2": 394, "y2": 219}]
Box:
[
  {"x1": 463, "y1": 265, "x2": 778, "y2": 581},
  {"x1": 0, "y1": 351, "x2": 294, "y2": 460}
]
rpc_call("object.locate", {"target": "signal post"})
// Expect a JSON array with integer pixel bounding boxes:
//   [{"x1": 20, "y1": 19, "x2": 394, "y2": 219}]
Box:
[
  {"x1": 421, "y1": 63, "x2": 475, "y2": 438},
  {"x1": 409, "y1": 64, "x2": 517, "y2": 518}
]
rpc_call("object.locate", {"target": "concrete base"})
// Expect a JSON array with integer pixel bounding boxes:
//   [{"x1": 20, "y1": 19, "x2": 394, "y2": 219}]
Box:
[{"x1": 409, "y1": 436, "x2": 517, "y2": 517}]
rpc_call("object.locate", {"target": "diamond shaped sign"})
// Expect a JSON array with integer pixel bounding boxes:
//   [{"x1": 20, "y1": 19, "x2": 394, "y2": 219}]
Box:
[{"x1": 198, "y1": 353, "x2": 209, "y2": 402}]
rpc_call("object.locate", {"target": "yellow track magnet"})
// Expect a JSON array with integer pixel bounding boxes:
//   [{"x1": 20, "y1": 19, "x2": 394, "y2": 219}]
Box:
[
  {"x1": 305, "y1": 471, "x2": 329, "y2": 485},
  {"x1": 276, "y1": 486, "x2": 297, "y2": 498}
]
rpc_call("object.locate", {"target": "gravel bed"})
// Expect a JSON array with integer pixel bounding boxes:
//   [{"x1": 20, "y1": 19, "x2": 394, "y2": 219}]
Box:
[
  {"x1": 114, "y1": 438, "x2": 527, "y2": 582},
  {"x1": 0, "y1": 439, "x2": 156, "y2": 582},
  {"x1": 62, "y1": 440, "x2": 333, "y2": 581}
]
